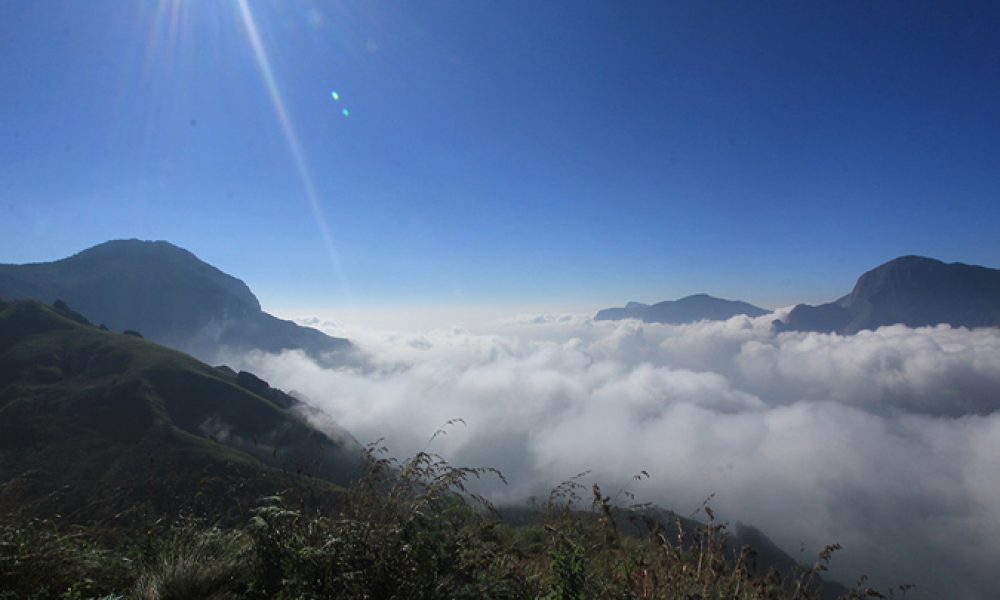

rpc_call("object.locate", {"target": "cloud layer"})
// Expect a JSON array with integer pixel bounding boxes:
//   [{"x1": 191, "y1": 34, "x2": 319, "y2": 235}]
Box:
[{"x1": 227, "y1": 313, "x2": 1000, "y2": 599}]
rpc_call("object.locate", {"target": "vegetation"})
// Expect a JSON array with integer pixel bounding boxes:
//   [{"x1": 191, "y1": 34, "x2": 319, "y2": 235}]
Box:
[
  {"x1": 0, "y1": 299, "x2": 361, "y2": 529},
  {"x1": 0, "y1": 441, "x2": 909, "y2": 600}
]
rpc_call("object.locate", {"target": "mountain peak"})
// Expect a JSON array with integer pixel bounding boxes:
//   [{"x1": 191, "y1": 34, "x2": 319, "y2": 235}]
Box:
[
  {"x1": 82, "y1": 238, "x2": 185, "y2": 251},
  {"x1": 596, "y1": 294, "x2": 768, "y2": 324},
  {"x1": 64, "y1": 238, "x2": 203, "y2": 264},
  {"x1": 0, "y1": 240, "x2": 349, "y2": 362},
  {"x1": 71, "y1": 237, "x2": 232, "y2": 262},
  {"x1": 676, "y1": 293, "x2": 713, "y2": 302},
  {"x1": 881, "y1": 254, "x2": 942, "y2": 265},
  {"x1": 854, "y1": 255, "x2": 949, "y2": 282},
  {"x1": 778, "y1": 255, "x2": 1000, "y2": 333}
]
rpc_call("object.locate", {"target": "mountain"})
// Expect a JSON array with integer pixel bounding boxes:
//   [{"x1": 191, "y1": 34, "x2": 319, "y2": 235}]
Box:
[
  {"x1": 595, "y1": 294, "x2": 769, "y2": 324},
  {"x1": 0, "y1": 298, "x2": 361, "y2": 527},
  {"x1": 776, "y1": 256, "x2": 1000, "y2": 334},
  {"x1": 0, "y1": 239, "x2": 349, "y2": 364}
]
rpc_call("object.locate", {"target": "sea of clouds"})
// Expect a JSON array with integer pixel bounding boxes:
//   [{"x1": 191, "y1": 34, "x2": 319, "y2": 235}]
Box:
[{"x1": 225, "y1": 311, "x2": 1000, "y2": 599}]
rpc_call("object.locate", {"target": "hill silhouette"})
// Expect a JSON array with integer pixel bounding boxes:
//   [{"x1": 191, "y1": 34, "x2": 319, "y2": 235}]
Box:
[
  {"x1": 0, "y1": 298, "x2": 361, "y2": 528},
  {"x1": 0, "y1": 239, "x2": 349, "y2": 364},
  {"x1": 596, "y1": 294, "x2": 769, "y2": 323},
  {"x1": 776, "y1": 256, "x2": 1000, "y2": 333}
]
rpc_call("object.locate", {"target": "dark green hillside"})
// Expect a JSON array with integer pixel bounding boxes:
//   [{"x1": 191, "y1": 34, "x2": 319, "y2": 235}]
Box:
[{"x1": 0, "y1": 298, "x2": 361, "y2": 528}]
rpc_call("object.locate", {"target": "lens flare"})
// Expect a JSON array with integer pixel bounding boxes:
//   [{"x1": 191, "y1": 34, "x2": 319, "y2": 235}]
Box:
[
  {"x1": 331, "y1": 90, "x2": 340, "y2": 101},
  {"x1": 342, "y1": 108, "x2": 350, "y2": 117},
  {"x1": 235, "y1": 0, "x2": 349, "y2": 296}
]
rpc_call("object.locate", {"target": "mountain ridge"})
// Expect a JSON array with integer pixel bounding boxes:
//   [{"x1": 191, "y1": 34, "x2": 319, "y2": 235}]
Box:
[
  {"x1": 0, "y1": 239, "x2": 349, "y2": 364},
  {"x1": 776, "y1": 255, "x2": 1000, "y2": 334},
  {"x1": 596, "y1": 294, "x2": 769, "y2": 324}
]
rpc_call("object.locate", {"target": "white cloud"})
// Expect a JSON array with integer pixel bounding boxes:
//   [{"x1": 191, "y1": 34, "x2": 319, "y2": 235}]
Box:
[{"x1": 227, "y1": 314, "x2": 1000, "y2": 599}]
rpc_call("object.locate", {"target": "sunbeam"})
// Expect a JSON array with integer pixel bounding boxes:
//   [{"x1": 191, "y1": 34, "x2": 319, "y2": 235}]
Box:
[{"x1": 235, "y1": 0, "x2": 350, "y2": 297}]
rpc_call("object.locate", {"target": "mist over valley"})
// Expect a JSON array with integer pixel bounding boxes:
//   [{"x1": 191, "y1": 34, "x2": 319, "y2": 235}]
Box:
[{"x1": 3, "y1": 241, "x2": 999, "y2": 598}]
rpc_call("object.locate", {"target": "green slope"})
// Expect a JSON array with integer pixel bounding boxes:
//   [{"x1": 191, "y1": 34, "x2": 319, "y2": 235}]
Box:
[{"x1": 0, "y1": 298, "x2": 361, "y2": 529}]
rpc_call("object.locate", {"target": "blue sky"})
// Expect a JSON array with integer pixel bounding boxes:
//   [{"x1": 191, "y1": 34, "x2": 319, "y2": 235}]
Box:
[{"x1": 1, "y1": 1, "x2": 999, "y2": 312}]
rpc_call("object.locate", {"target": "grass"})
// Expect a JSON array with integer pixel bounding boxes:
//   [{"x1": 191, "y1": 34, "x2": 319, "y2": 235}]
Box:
[
  {"x1": 0, "y1": 442, "x2": 910, "y2": 600},
  {"x1": 131, "y1": 524, "x2": 249, "y2": 600},
  {"x1": 0, "y1": 518, "x2": 130, "y2": 600}
]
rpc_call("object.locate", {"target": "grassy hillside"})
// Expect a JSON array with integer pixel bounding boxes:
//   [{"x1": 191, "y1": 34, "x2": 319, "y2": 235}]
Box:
[{"x1": 0, "y1": 298, "x2": 361, "y2": 529}]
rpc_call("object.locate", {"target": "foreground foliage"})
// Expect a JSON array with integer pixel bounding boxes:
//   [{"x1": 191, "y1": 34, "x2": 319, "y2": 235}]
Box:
[{"x1": 1, "y1": 443, "x2": 908, "y2": 600}]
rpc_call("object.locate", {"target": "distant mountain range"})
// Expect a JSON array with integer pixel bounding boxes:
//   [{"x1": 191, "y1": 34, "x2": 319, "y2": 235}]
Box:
[
  {"x1": 595, "y1": 294, "x2": 768, "y2": 324},
  {"x1": 5, "y1": 243, "x2": 997, "y2": 344},
  {"x1": 596, "y1": 256, "x2": 1000, "y2": 334},
  {"x1": 775, "y1": 255, "x2": 1000, "y2": 334},
  {"x1": 0, "y1": 298, "x2": 361, "y2": 526},
  {"x1": 0, "y1": 239, "x2": 349, "y2": 364}
]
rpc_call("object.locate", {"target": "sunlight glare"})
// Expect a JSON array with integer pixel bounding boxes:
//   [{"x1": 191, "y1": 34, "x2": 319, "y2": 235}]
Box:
[{"x1": 235, "y1": 0, "x2": 350, "y2": 297}]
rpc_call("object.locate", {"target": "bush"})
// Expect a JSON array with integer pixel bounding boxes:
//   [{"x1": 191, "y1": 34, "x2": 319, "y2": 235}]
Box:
[
  {"x1": 246, "y1": 439, "x2": 522, "y2": 599},
  {"x1": 130, "y1": 522, "x2": 249, "y2": 600}
]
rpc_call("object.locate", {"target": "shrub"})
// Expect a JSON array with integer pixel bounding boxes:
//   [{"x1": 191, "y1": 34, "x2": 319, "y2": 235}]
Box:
[
  {"x1": 130, "y1": 522, "x2": 249, "y2": 600},
  {"x1": 246, "y1": 437, "x2": 521, "y2": 599}
]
